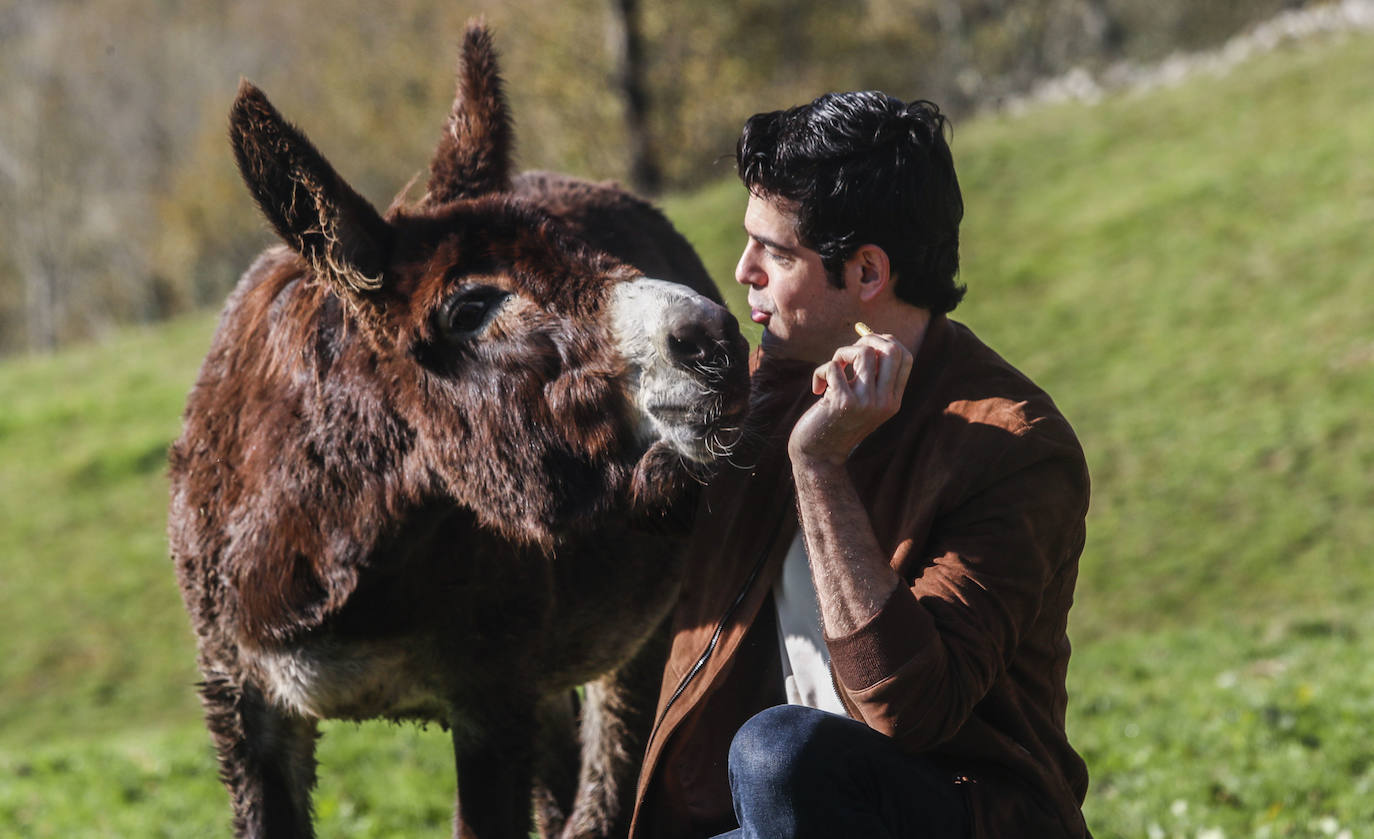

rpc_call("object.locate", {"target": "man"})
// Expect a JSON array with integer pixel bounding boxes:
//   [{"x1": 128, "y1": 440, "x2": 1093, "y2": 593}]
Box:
[{"x1": 628, "y1": 91, "x2": 1091, "y2": 839}]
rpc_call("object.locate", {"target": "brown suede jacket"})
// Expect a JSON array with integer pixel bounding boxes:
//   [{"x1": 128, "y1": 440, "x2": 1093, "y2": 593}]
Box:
[{"x1": 628, "y1": 314, "x2": 1092, "y2": 839}]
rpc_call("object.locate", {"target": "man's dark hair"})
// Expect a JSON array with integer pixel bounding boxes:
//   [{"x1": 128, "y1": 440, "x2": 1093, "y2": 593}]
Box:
[{"x1": 736, "y1": 91, "x2": 966, "y2": 314}]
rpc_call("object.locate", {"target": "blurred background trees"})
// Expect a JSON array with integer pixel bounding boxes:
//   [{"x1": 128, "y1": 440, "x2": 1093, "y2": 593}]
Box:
[{"x1": 0, "y1": 0, "x2": 1310, "y2": 355}]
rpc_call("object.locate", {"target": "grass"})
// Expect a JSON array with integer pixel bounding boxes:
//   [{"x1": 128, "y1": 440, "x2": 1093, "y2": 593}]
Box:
[
  {"x1": 3, "y1": 27, "x2": 1373, "y2": 838},
  {"x1": 0, "y1": 316, "x2": 206, "y2": 745}
]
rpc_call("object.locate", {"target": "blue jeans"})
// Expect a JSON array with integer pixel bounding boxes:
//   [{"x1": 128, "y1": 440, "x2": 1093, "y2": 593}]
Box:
[{"x1": 711, "y1": 705, "x2": 969, "y2": 839}]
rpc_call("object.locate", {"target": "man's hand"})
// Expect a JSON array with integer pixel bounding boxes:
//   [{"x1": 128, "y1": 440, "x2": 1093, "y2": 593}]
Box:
[{"x1": 788, "y1": 329, "x2": 914, "y2": 467}]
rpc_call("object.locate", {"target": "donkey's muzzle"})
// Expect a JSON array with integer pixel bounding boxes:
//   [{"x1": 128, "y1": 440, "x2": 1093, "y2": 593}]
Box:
[{"x1": 662, "y1": 297, "x2": 747, "y2": 377}]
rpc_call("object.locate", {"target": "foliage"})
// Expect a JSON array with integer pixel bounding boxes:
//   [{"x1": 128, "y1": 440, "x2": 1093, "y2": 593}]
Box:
[
  {"x1": 0, "y1": 0, "x2": 1314, "y2": 354},
  {"x1": 0, "y1": 23, "x2": 1371, "y2": 839}
]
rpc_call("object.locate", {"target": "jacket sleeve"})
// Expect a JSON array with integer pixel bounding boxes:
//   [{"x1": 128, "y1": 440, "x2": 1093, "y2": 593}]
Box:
[{"x1": 823, "y1": 417, "x2": 1089, "y2": 751}]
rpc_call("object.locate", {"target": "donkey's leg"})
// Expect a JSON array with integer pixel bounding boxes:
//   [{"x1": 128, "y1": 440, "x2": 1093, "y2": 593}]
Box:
[
  {"x1": 561, "y1": 622, "x2": 669, "y2": 839},
  {"x1": 532, "y1": 690, "x2": 581, "y2": 839},
  {"x1": 451, "y1": 694, "x2": 537, "y2": 839},
  {"x1": 200, "y1": 671, "x2": 320, "y2": 839}
]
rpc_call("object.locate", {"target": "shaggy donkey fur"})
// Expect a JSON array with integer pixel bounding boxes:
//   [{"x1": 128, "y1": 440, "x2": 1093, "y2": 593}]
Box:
[{"x1": 169, "y1": 22, "x2": 748, "y2": 839}]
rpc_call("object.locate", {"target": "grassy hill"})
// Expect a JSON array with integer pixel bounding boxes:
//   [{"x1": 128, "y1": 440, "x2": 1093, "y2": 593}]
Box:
[{"x1": 3, "y1": 27, "x2": 1372, "y2": 838}]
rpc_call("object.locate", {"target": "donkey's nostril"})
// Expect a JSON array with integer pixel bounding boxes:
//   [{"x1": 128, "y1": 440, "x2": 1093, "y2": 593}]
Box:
[
  {"x1": 662, "y1": 296, "x2": 743, "y2": 373},
  {"x1": 666, "y1": 325, "x2": 710, "y2": 365}
]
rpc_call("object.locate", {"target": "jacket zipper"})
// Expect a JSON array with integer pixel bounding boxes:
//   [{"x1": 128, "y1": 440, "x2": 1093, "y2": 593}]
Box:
[
  {"x1": 645, "y1": 513, "x2": 787, "y2": 749},
  {"x1": 827, "y1": 655, "x2": 853, "y2": 717}
]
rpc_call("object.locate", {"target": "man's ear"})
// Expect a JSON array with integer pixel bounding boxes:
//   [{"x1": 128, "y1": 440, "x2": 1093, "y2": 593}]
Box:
[{"x1": 847, "y1": 244, "x2": 892, "y2": 304}]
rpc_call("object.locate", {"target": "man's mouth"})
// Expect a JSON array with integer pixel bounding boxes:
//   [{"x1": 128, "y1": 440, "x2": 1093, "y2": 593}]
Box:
[{"x1": 750, "y1": 309, "x2": 771, "y2": 325}]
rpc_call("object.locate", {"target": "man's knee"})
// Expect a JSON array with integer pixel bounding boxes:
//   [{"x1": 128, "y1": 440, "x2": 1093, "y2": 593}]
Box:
[{"x1": 727, "y1": 705, "x2": 832, "y2": 791}]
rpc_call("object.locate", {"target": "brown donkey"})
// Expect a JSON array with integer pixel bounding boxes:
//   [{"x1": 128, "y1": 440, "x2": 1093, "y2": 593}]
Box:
[{"x1": 169, "y1": 22, "x2": 748, "y2": 839}]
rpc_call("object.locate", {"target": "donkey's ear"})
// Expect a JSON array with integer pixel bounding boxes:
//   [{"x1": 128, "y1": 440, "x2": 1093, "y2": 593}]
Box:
[
  {"x1": 229, "y1": 80, "x2": 392, "y2": 296},
  {"x1": 424, "y1": 20, "x2": 514, "y2": 204}
]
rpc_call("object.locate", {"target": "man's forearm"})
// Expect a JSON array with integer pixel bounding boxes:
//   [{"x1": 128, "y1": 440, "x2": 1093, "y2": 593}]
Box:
[{"x1": 792, "y1": 456, "x2": 903, "y2": 638}]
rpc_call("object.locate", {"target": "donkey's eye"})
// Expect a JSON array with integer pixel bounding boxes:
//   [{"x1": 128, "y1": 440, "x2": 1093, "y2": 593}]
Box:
[
  {"x1": 438, "y1": 285, "x2": 509, "y2": 341},
  {"x1": 451, "y1": 300, "x2": 488, "y2": 331}
]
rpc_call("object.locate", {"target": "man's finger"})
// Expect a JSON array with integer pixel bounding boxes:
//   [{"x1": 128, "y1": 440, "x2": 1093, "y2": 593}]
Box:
[
  {"x1": 838, "y1": 339, "x2": 899, "y2": 396},
  {"x1": 849, "y1": 346, "x2": 881, "y2": 396},
  {"x1": 813, "y1": 358, "x2": 855, "y2": 400},
  {"x1": 868, "y1": 338, "x2": 908, "y2": 398},
  {"x1": 825, "y1": 347, "x2": 865, "y2": 392},
  {"x1": 812, "y1": 359, "x2": 843, "y2": 395}
]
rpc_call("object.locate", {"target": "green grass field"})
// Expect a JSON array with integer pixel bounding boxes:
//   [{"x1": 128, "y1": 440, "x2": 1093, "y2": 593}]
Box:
[{"x1": 3, "y1": 28, "x2": 1372, "y2": 838}]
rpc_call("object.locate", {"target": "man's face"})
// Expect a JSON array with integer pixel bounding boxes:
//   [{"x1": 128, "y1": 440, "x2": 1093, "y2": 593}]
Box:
[{"x1": 736, "y1": 193, "x2": 854, "y2": 363}]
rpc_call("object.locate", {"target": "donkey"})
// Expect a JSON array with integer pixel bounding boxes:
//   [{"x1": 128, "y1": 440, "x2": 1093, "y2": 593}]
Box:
[{"x1": 169, "y1": 22, "x2": 748, "y2": 839}]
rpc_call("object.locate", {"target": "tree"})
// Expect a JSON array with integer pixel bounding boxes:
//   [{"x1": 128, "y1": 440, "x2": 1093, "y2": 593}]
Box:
[{"x1": 608, "y1": 0, "x2": 662, "y2": 195}]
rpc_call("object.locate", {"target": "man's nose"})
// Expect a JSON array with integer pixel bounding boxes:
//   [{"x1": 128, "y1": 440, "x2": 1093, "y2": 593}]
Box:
[{"x1": 735, "y1": 244, "x2": 765, "y2": 287}]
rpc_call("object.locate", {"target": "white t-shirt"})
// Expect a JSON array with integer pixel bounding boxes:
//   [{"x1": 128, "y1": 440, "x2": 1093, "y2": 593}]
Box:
[{"x1": 771, "y1": 531, "x2": 851, "y2": 717}]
